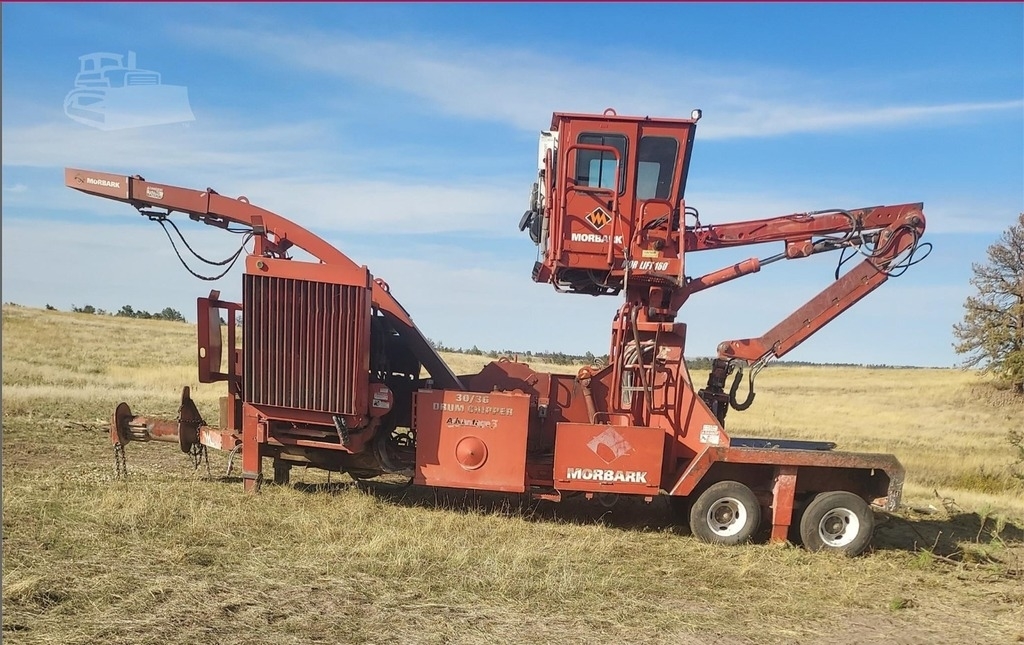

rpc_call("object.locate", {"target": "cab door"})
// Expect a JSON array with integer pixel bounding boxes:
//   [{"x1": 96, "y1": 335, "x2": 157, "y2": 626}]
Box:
[
  {"x1": 559, "y1": 119, "x2": 639, "y2": 275},
  {"x1": 628, "y1": 123, "x2": 691, "y2": 285}
]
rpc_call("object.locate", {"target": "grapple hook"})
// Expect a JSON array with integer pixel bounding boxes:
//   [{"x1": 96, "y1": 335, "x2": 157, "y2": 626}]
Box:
[{"x1": 728, "y1": 366, "x2": 756, "y2": 411}]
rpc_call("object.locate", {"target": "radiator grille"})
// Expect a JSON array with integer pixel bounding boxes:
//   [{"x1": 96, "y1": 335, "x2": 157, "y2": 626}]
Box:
[{"x1": 244, "y1": 273, "x2": 369, "y2": 416}]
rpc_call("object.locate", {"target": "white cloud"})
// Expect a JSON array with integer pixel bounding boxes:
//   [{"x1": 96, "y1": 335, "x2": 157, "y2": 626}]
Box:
[
  {"x1": 1, "y1": 117, "x2": 330, "y2": 172},
  {"x1": 697, "y1": 100, "x2": 1024, "y2": 139},
  {"x1": 4, "y1": 30, "x2": 1016, "y2": 239},
  {"x1": 680, "y1": 188, "x2": 1019, "y2": 237},
  {"x1": 908, "y1": 198, "x2": 1023, "y2": 235},
  {"x1": 227, "y1": 177, "x2": 524, "y2": 236},
  {"x1": 2, "y1": 215, "x2": 962, "y2": 366},
  {"x1": 1, "y1": 117, "x2": 525, "y2": 236},
  {"x1": 178, "y1": 25, "x2": 1024, "y2": 139}
]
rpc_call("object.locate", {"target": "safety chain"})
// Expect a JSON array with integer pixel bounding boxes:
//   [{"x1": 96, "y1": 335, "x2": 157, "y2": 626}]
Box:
[
  {"x1": 189, "y1": 442, "x2": 211, "y2": 478},
  {"x1": 113, "y1": 442, "x2": 128, "y2": 480},
  {"x1": 224, "y1": 444, "x2": 241, "y2": 477}
]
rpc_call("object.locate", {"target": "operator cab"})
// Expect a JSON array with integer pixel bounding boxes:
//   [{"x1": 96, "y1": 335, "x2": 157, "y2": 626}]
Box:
[{"x1": 520, "y1": 108, "x2": 700, "y2": 295}]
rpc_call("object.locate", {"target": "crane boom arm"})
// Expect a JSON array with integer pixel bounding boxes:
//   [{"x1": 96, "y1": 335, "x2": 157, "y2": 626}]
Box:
[
  {"x1": 65, "y1": 168, "x2": 464, "y2": 390},
  {"x1": 696, "y1": 202, "x2": 927, "y2": 362},
  {"x1": 683, "y1": 203, "x2": 921, "y2": 253}
]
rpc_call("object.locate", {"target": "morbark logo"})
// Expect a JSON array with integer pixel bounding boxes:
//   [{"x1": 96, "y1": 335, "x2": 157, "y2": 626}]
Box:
[
  {"x1": 85, "y1": 177, "x2": 121, "y2": 189},
  {"x1": 587, "y1": 426, "x2": 633, "y2": 464},
  {"x1": 585, "y1": 207, "x2": 611, "y2": 231}
]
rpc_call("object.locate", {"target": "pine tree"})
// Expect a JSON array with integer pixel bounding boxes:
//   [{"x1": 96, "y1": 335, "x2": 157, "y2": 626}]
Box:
[{"x1": 953, "y1": 213, "x2": 1024, "y2": 394}]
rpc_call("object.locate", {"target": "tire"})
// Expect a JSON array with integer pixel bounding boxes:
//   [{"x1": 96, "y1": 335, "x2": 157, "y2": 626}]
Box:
[
  {"x1": 799, "y1": 491, "x2": 875, "y2": 556},
  {"x1": 688, "y1": 481, "x2": 761, "y2": 546}
]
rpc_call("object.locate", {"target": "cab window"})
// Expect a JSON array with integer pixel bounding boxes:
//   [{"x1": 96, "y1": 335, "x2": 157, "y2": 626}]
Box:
[
  {"x1": 576, "y1": 133, "x2": 627, "y2": 194},
  {"x1": 636, "y1": 136, "x2": 678, "y2": 200}
]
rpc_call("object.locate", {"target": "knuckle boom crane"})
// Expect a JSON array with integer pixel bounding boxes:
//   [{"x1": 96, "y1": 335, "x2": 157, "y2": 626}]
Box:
[{"x1": 66, "y1": 107, "x2": 928, "y2": 556}]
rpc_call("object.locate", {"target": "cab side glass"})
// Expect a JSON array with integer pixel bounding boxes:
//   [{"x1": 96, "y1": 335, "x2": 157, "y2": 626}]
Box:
[{"x1": 636, "y1": 136, "x2": 678, "y2": 200}]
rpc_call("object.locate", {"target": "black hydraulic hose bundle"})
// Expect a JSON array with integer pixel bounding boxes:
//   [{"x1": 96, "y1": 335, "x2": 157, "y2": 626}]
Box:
[{"x1": 141, "y1": 210, "x2": 254, "y2": 281}]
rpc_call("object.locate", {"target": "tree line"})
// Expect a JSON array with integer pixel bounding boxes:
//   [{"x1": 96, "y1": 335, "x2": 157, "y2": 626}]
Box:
[
  {"x1": 53, "y1": 303, "x2": 187, "y2": 322},
  {"x1": 428, "y1": 340, "x2": 608, "y2": 366},
  {"x1": 426, "y1": 341, "x2": 923, "y2": 370}
]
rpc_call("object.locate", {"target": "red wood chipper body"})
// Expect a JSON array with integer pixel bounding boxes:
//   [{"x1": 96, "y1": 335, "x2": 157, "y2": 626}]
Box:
[{"x1": 66, "y1": 108, "x2": 928, "y2": 555}]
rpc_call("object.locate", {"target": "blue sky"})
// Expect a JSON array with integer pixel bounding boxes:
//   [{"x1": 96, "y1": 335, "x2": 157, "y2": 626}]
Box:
[{"x1": 2, "y1": 3, "x2": 1021, "y2": 367}]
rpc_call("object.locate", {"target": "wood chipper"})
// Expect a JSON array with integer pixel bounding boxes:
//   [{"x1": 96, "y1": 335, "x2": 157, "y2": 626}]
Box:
[{"x1": 65, "y1": 107, "x2": 929, "y2": 555}]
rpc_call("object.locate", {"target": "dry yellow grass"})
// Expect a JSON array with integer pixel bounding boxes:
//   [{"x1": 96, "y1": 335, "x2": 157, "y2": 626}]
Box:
[{"x1": 3, "y1": 304, "x2": 1023, "y2": 644}]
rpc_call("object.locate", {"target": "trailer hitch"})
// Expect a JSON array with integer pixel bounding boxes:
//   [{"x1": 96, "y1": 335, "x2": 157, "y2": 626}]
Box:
[
  {"x1": 110, "y1": 387, "x2": 203, "y2": 453},
  {"x1": 108, "y1": 387, "x2": 214, "y2": 478}
]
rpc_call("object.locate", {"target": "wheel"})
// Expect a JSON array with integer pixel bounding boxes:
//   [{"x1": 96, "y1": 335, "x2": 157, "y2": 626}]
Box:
[
  {"x1": 799, "y1": 491, "x2": 875, "y2": 556},
  {"x1": 689, "y1": 481, "x2": 761, "y2": 546}
]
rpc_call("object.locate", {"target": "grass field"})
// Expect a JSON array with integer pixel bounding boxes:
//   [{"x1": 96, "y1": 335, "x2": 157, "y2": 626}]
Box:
[{"x1": 3, "y1": 304, "x2": 1022, "y2": 644}]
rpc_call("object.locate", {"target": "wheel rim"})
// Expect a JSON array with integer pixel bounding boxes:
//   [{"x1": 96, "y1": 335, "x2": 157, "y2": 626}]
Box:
[
  {"x1": 818, "y1": 507, "x2": 860, "y2": 547},
  {"x1": 705, "y1": 497, "x2": 747, "y2": 537}
]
